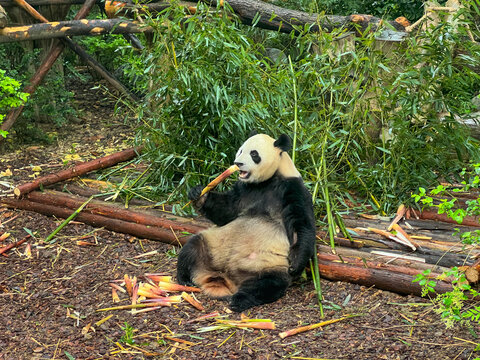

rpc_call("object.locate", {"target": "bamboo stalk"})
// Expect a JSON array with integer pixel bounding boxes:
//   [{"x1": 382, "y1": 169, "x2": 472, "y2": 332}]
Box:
[
  {"x1": 44, "y1": 196, "x2": 93, "y2": 243},
  {"x1": 279, "y1": 315, "x2": 352, "y2": 339}
]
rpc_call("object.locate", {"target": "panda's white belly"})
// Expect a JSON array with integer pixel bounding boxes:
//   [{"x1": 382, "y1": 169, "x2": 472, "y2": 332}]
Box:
[{"x1": 201, "y1": 217, "x2": 290, "y2": 273}]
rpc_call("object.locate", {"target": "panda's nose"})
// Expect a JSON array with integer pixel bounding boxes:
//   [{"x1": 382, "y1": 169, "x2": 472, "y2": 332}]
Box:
[{"x1": 234, "y1": 162, "x2": 244, "y2": 168}]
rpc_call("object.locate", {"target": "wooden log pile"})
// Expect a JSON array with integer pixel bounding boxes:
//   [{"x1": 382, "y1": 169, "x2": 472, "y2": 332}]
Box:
[
  {"x1": 0, "y1": 0, "x2": 410, "y2": 44},
  {"x1": 1, "y1": 148, "x2": 479, "y2": 298}
]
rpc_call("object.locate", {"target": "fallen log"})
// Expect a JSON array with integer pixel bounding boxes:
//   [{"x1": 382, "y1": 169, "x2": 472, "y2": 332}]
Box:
[
  {"x1": 1, "y1": 197, "x2": 188, "y2": 245},
  {"x1": 317, "y1": 251, "x2": 445, "y2": 279},
  {"x1": 410, "y1": 209, "x2": 480, "y2": 228},
  {"x1": 104, "y1": 0, "x2": 197, "y2": 18},
  {"x1": 25, "y1": 190, "x2": 207, "y2": 234},
  {"x1": 464, "y1": 258, "x2": 480, "y2": 284},
  {"x1": 105, "y1": 0, "x2": 408, "y2": 33},
  {"x1": 330, "y1": 226, "x2": 480, "y2": 256},
  {"x1": 209, "y1": 0, "x2": 409, "y2": 33},
  {"x1": 317, "y1": 244, "x2": 452, "y2": 274},
  {"x1": 316, "y1": 255, "x2": 453, "y2": 296},
  {"x1": 0, "y1": 18, "x2": 147, "y2": 43},
  {"x1": 343, "y1": 215, "x2": 479, "y2": 243},
  {"x1": 14, "y1": 146, "x2": 143, "y2": 197}
]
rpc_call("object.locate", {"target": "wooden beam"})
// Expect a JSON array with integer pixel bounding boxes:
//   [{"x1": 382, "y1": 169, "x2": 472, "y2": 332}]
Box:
[
  {"x1": 14, "y1": 146, "x2": 143, "y2": 197},
  {"x1": 0, "y1": 18, "x2": 148, "y2": 42},
  {"x1": 0, "y1": 0, "x2": 100, "y2": 6}
]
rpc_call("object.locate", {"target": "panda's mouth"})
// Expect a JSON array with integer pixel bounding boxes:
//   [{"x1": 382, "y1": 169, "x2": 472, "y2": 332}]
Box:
[{"x1": 239, "y1": 170, "x2": 250, "y2": 180}]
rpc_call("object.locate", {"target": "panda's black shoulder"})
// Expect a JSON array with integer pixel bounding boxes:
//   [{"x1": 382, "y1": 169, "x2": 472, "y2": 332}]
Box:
[
  {"x1": 232, "y1": 174, "x2": 309, "y2": 200},
  {"x1": 281, "y1": 176, "x2": 312, "y2": 202}
]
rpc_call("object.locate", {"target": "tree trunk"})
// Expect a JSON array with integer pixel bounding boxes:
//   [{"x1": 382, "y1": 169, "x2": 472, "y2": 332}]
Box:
[
  {"x1": 205, "y1": 0, "x2": 408, "y2": 33},
  {"x1": 0, "y1": 18, "x2": 147, "y2": 42}
]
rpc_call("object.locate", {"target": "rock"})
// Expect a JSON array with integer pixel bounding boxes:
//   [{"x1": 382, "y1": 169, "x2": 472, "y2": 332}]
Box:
[{"x1": 473, "y1": 94, "x2": 480, "y2": 110}]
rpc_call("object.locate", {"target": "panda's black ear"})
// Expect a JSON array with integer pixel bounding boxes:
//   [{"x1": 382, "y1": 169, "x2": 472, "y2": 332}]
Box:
[
  {"x1": 248, "y1": 130, "x2": 258, "y2": 138},
  {"x1": 274, "y1": 134, "x2": 292, "y2": 152}
]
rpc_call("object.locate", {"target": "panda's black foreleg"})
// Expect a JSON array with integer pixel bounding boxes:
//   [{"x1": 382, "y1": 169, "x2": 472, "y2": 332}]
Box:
[
  {"x1": 229, "y1": 271, "x2": 290, "y2": 313},
  {"x1": 176, "y1": 234, "x2": 203, "y2": 286}
]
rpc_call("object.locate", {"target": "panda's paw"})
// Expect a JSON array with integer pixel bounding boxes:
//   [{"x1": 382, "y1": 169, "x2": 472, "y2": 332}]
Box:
[
  {"x1": 188, "y1": 185, "x2": 204, "y2": 201},
  {"x1": 188, "y1": 185, "x2": 208, "y2": 209},
  {"x1": 229, "y1": 292, "x2": 257, "y2": 313}
]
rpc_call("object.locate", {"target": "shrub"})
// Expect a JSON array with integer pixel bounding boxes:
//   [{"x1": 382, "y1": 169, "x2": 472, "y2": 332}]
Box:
[
  {"x1": 0, "y1": 69, "x2": 29, "y2": 138},
  {"x1": 136, "y1": 2, "x2": 480, "y2": 216}
]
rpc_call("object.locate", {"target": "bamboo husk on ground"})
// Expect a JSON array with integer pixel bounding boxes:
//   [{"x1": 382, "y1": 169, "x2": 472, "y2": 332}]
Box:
[
  {"x1": 14, "y1": 146, "x2": 143, "y2": 197},
  {"x1": 0, "y1": 234, "x2": 31, "y2": 255}
]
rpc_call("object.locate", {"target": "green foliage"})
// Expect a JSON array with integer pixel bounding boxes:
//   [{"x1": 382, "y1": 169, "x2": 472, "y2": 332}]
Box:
[
  {"x1": 415, "y1": 267, "x2": 479, "y2": 329},
  {"x1": 136, "y1": 2, "x2": 480, "y2": 217},
  {"x1": 412, "y1": 163, "x2": 480, "y2": 328},
  {"x1": 120, "y1": 322, "x2": 136, "y2": 345},
  {"x1": 0, "y1": 42, "x2": 76, "y2": 142},
  {"x1": 0, "y1": 69, "x2": 29, "y2": 138},
  {"x1": 79, "y1": 34, "x2": 146, "y2": 92},
  {"x1": 137, "y1": 3, "x2": 293, "y2": 206},
  {"x1": 413, "y1": 269, "x2": 437, "y2": 296}
]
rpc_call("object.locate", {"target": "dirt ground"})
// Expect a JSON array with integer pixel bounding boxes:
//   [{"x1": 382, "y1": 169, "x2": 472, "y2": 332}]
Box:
[{"x1": 0, "y1": 81, "x2": 479, "y2": 360}]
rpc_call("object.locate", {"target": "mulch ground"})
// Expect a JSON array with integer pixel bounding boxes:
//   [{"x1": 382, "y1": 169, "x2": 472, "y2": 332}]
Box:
[{"x1": 0, "y1": 80, "x2": 479, "y2": 360}]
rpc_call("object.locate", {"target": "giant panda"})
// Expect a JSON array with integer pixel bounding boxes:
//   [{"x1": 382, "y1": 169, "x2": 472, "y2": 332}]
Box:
[{"x1": 177, "y1": 133, "x2": 316, "y2": 312}]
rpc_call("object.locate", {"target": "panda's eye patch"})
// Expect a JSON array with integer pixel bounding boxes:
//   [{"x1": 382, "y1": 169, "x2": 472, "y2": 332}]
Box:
[{"x1": 250, "y1": 150, "x2": 261, "y2": 164}]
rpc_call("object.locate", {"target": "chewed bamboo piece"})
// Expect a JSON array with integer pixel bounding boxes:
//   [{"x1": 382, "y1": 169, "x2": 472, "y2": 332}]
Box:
[
  {"x1": 199, "y1": 164, "x2": 240, "y2": 197},
  {"x1": 184, "y1": 164, "x2": 239, "y2": 208},
  {"x1": 279, "y1": 315, "x2": 352, "y2": 339}
]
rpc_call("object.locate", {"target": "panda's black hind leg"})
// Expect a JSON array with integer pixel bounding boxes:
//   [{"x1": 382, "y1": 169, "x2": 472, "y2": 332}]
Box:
[
  {"x1": 229, "y1": 271, "x2": 289, "y2": 313},
  {"x1": 176, "y1": 234, "x2": 203, "y2": 286}
]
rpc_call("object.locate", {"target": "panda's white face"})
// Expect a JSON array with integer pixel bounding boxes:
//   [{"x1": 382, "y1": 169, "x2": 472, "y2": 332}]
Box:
[{"x1": 234, "y1": 134, "x2": 282, "y2": 183}]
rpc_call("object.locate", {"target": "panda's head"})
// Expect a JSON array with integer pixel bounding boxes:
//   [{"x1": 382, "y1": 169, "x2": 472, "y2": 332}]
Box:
[{"x1": 234, "y1": 133, "x2": 300, "y2": 183}]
